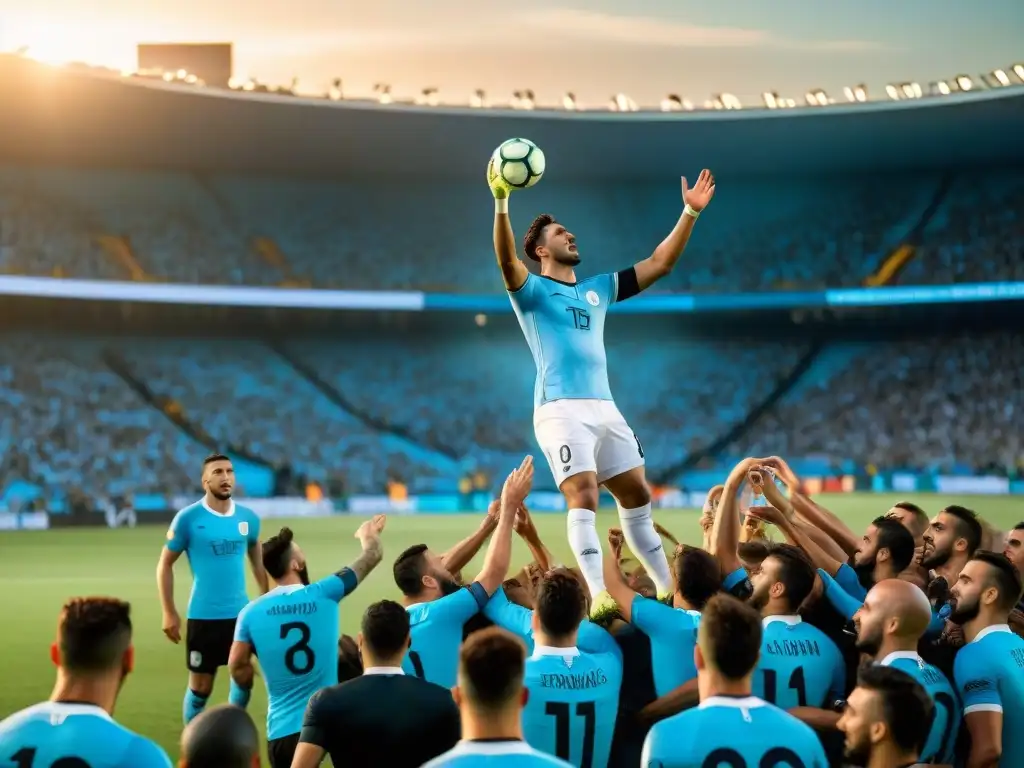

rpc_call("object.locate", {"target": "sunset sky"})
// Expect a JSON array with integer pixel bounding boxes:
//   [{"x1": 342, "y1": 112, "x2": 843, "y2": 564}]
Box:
[{"x1": 1, "y1": 0, "x2": 1021, "y2": 106}]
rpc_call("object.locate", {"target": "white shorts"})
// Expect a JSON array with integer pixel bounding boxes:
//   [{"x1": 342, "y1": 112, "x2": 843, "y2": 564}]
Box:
[{"x1": 533, "y1": 399, "x2": 645, "y2": 487}]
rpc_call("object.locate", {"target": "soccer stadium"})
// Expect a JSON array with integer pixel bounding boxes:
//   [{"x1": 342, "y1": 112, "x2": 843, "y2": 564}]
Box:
[{"x1": 1, "y1": 28, "x2": 1024, "y2": 768}]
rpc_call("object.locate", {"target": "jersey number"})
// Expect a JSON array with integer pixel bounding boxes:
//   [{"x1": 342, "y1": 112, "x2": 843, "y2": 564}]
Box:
[
  {"x1": 280, "y1": 621, "x2": 315, "y2": 675},
  {"x1": 545, "y1": 701, "x2": 596, "y2": 768},
  {"x1": 408, "y1": 650, "x2": 426, "y2": 679},
  {"x1": 565, "y1": 307, "x2": 591, "y2": 331},
  {"x1": 931, "y1": 691, "x2": 957, "y2": 763},
  {"x1": 761, "y1": 667, "x2": 807, "y2": 706},
  {"x1": 10, "y1": 749, "x2": 91, "y2": 768},
  {"x1": 700, "y1": 747, "x2": 807, "y2": 768}
]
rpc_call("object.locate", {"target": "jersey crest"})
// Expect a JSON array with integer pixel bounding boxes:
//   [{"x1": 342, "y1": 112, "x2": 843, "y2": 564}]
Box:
[
  {"x1": 585, "y1": 290, "x2": 600, "y2": 306},
  {"x1": 238, "y1": 521, "x2": 249, "y2": 536}
]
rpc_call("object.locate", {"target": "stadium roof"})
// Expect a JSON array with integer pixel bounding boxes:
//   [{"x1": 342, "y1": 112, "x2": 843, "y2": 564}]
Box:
[{"x1": 2, "y1": 54, "x2": 1023, "y2": 179}]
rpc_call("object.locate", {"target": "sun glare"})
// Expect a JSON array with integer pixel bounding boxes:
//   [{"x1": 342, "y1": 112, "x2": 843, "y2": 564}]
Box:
[{"x1": 5, "y1": 20, "x2": 136, "y2": 71}]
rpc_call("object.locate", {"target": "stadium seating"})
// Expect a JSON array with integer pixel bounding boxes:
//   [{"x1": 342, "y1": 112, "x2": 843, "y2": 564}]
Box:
[{"x1": 0, "y1": 167, "x2": 970, "y2": 292}]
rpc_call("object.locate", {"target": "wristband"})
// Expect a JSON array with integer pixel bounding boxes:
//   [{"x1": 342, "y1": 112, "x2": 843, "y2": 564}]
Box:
[
  {"x1": 495, "y1": 198, "x2": 508, "y2": 214},
  {"x1": 684, "y1": 204, "x2": 700, "y2": 219}
]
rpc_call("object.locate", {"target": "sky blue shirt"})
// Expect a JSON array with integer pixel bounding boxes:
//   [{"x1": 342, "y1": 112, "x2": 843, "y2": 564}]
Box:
[
  {"x1": 234, "y1": 569, "x2": 357, "y2": 740},
  {"x1": 753, "y1": 615, "x2": 845, "y2": 710},
  {"x1": 508, "y1": 272, "x2": 620, "y2": 407},
  {"x1": 642, "y1": 695, "x2": 828, "y2": 768},
  {"x1": 403, "y1": 582, "x2": 489, "y2": 688},
  {"x1": 422, "y1": 739, "x2": 573, "y2": 767},
  {"x1": 0, "y1": 702, "x2": 172, "y2": 768},
  {"x1": 878, "y1": 651, "x2": 960, "y2": 764},
  {"x1": 166, "y1": 499, "x2": 261, "y2": 620},
  {"x1": 483, "y1": 588, "x2": 623, "y2": 768},
  {"x1": 629, "y1": 595, "x2": 699, "y2": 698},
  {"x1": 953, "y1": 623, "x2": 1024, "y2": 768}
]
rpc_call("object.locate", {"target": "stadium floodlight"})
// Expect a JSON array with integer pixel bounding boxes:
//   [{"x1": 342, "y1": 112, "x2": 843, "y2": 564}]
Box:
[
  {"x1": 681, "y1": 98, "x2": 695, "y2": 110},
  {"x1": 717, "y1": 93, "x2": 742, "y2": 110},
  {"x1": 512, "y1": 90, "x2": 535, "y2": 110},
  {"x1": 763, "y1": 91, "x2": 780, "y2": 109},
  {"x1": 955, "y1": 75, "x2": 973, "y2": 91},
  {"x1": 417, "y1": 87, "x2": 440, "y2": 106},
  {"x1": 562, "y1": 92, "x2": 578, "y2": 110},
  {"x1": 373, "y1": 83, "x2": 392, "y2": 104},
  {"x1": 929, "y1": 80, "x2": 952, "y2": 96},
  {"x1": 328, "y1": 78, "x2": 343, "y2": 101},
  {"x1": 900, "y1": 82, "x2": 922, "y2": 99},
  {"x1": 660, "y1": 94, "x2": 684, "y2": 112},
  {"x1": 843, "y1": 84, "x2": 867, "y2": 102},
  {"x1": 609, "y1": 93, "x2": 638, "y2": 112},
  {"x1": 885, "y1": 84, "x2": 900, "y2": 100},
  {"x1": 1014, "y1": 64, "x2": 1024, "y2": 82},
  {"x1": 805, "y1": 89, "x2": 828, "y2": 106},
  {"x1": 470, "y1": 89, "x2": 486, "y2": 108},
  {"x1": 992, "y1": 69, "x2": 1011, "y2": 86}
]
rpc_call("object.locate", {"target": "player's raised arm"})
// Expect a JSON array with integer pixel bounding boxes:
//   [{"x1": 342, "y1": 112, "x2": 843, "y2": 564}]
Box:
[
  {"x1": 442, "y1": 502, "x2": 498, "y2": 577},
  {"x1": 488, "y1": 158, "x2": 529, "y2": 291},
  {"x1": 474, "y1": 456, "x2": 534, "y2": 594},
  {"x1": 347, "y1": 514, "x2": 387, "y2": 583},
  {"x1": 630, "y1": 170, "x2": 715, "y2": 292}
]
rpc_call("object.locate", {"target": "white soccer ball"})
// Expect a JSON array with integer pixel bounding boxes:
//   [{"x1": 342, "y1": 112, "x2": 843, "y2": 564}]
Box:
[{"x1": 491, "y1": 138, "x2": 545, "y2": 189}]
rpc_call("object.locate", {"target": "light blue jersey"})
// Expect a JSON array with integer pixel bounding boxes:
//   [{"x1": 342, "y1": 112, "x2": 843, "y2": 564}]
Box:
[
  {"x1": 0, "y1": 702, "x2": 172, "y2": 768},
  {"x1": 508, "y1": 272, "x2": 620, "y2": 407},
  {"x1": 642, "y1": 695, "x2": 828, "y2": 768},
  {"x1": 483, "y1": 588, "x2": 622, "y2": 768},
  {"x1": 878, "y1": 651, "x2": 960, "y2": 764},
  {"x1": 423, "y1": 739, "x2": 573, "y2": 767},
  {"x1": 753, "y1": 616, "x2": 845, "y2": 710},
  {"x1": 234, "y1": 569, "x2": 357, "y2": 740},
  {"x1": 166, "y1": 499, "x2": 261, "y2": 620},
  {"x1": 954, "y1": 623, "x2": 1024, "y2": 768},
  {"x1": 630, "y1": 595, "x2": 699, "y2": 697},
  {"x1": 404, "y1": 582, "x2": 489, "y2": 688}
]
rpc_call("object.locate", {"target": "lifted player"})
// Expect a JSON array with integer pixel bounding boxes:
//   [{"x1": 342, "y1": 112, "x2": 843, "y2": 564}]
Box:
[{"x1": 488, "y1": 160, "x2": 715, "y2": 611}]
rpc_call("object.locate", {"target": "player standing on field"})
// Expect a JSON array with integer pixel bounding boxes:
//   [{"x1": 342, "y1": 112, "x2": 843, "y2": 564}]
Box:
[
  {"x1": 488, "y1": 159, "x2": 716, "y2": 613},
  {"x1": 156, "y1": 453, "x2": 269, "y2": 725}
]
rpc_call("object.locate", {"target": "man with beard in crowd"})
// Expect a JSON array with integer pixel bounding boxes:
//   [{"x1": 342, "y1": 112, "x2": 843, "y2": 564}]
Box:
[
  {"x1": 837, "y1": 665, "x2": 933, "y2": 768},
  {"x1": 854, "y1": 579, "x2": 959, "y2": 765},
  {"x1": 921, "y1": 505, "x2": 983, "y2": 594},
  {"x1": 228, "y1": 517, "x2": 386, "y2": 768},
  {"x1": 885, "y1": 501, "x2": 932, "y2": 587},
  {"x1": 950, "y1": 551, "x2": 1024, "y2": 768},
  {"x1": 393, "y1": 455, "x2": 531, "y2": 687}
]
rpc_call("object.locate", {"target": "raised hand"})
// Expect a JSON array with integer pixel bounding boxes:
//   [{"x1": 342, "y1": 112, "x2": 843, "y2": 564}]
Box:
[
  {"x1": 513, "y1": 504, "x2": 537, "y2": 539},
  {"x1": 608, "y1": 527, "x2": 625, "y2": 558},
  {"x1": 746, "y1": 504, "x2": 786, "y2": 527},
  {"x1": 487, "y1": 156, "x2": 511, "y2": 200},
  {"x1": 682, "y1": 169, "x2": 716, "y2": 212},
  {"x1": 355, "y1": 514, "x2": 387, "y2": 543},
  {"x1": 501, "y1": 455, "x2": 535, "y2": 510}
]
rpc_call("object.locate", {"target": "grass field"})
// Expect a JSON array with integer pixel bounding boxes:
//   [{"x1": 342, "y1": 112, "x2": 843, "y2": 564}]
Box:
[{"x1": 0, "y1": 493, "x2": 1019, "y2": 765}]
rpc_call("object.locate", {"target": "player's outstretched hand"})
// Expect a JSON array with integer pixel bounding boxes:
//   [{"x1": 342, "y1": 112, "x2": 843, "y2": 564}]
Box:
[
  {"x1": 501, "y1": 455, "x2": 534, "y2": 510},
  {"x1": 682, "y1": 169, "x2": 716, "y2": 212},
  {"x1": 162, "y1": 609, "x2": 182, "y2": 644},
  {"x1": 487, "y1": 156, "x2": 512, "y2": 200},
  {"x1": 355, "y1": 514, "x2": 387, "y2": 543},
  {"x1": 607, "y1": 528, "x2": 625, "y2": 558}
]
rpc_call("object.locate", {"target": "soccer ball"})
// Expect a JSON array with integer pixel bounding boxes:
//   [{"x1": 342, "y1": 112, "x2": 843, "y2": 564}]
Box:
[{"x1": 491, "y1": 138, "x2": 545, "y2": 189}]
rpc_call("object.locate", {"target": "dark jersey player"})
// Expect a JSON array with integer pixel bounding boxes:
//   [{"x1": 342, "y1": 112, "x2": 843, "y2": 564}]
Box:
[
  {"x1": 156, "y1": 453, "x2": 269, "y2": 724},
  {"x1": 0, "y1": 597, "x2": 171, "y2": 767},
  {"x1": 488, "y1": 160, "x2": 715, "y2": 617}
]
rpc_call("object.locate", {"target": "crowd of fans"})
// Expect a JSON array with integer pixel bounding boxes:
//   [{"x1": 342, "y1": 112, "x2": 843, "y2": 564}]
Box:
[{"x1": 0, "y1": 167, "x2": 978, "y2": 293}]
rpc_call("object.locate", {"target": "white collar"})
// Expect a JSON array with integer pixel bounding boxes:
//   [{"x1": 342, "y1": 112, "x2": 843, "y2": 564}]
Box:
[
  {"x1": 762, "y1": 614, "x2": 802, "y2": 627},
  {"x1": 449, "y1": 740, "x2": 535, "y2": 756},
  {"x1": 33, "y1": 702, "x2": 112, "y2": 721},
  {"x1": 972, "y1": 624, "x2": 1012, "y2": 644},
  {"x1": 878, "y1": 651, "x2": 924, "y2": 667},
  {"x1": 532, "y1": 645, "x2": 580, "y2": 658},
  {"x1": 699, "y1": 695, "x2": 767, "y2": 710},
  {"x1": 363, "y1": 666, "x2": 405, "y2": 676},
  {"x1": 202, "y1": 498, "x2": 235, "y2": 517}
]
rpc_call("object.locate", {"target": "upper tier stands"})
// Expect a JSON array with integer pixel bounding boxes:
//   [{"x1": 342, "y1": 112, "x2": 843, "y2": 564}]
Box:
[{"x1": 0, "y1": 166, "x2": 972, "y2": 292}]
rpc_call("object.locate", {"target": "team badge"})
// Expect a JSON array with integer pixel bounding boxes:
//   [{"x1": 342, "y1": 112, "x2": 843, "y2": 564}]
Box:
[
  {"x1": 585, "y1": 290, "x2": 600, "y2": 306},
  {"x1": 238, "y1": 521, "x2": 249, "y2": 536},
  {"x1": 166, "y1": 528, "x2": 174, "y2": 540},
  {"x1": 190, "y1": 651, "x2": 202, "y2": 668}
]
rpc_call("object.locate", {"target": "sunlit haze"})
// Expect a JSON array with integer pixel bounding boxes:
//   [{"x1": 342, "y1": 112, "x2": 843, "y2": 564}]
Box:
[{"x1": 1, "y1": 0, "x2": 1022, "y2": 106}]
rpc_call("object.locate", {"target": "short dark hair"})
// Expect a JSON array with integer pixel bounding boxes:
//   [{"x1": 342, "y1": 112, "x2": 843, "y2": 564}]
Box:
[
  {"x1": 536, "y1": 569, "x2": 587, "y2": 638},
  {"x1": 973, "y1": 550, "x2": 1024, "y2": 611},
  {"x1": 524, "y1": 214, "x2": 555, "y2": 262},
  {"x1": 767, "y1": 543, "x2": 816, "y2": 611},
  {"x1": 674, "y1": 546, "x2": 721, "y2": 609},
  {"x1": 262, "y1": 527, "x2": 296, "y2": 580},
  {"x1": 337, "y1": 634, "x2": 362, "y2": 682},
  {"x1": 738, "y1": 540, "x2": 771, "y2": 566},
  {"x1": 856, "y1": 664, "x2": 934, "y2": 756},
  {"x1": 58, "y1": 597, "x2": 132, "y2": 673},
  {"x1": 942, "y1": 505, "x2": 983, "y2": 557},
  {"x1": 459, "y1": 627, "x2": 526, "y2": 710},
  {"x1": 203, "y1": 453, "x2": 231, "y2": 467},
  {"x1": 1014, "y1": 521, "x2": 1024, "y2": 532},
  {"x1": 180, "y1": 704, "x2": 260, "y2": 768},
  {"x1": 393, "y1": 544, "x2": 430, "y2": 597},
  {"x1": 699, "y1": 594, "x2": 762, "y2": 680},
  {"x1": 361, "y1": 600, "x2": 410, "y2": 657},
  {"x1": 872, "y1": 516, "x2": 916, "y2": 574},
  {"x1": 893, "y1": 501, "x2": 927, "y2": 517}
]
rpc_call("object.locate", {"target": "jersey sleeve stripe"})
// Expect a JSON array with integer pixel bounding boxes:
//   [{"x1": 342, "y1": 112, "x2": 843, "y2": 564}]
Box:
[
  {"x1": 467, "y1": 581, "x2": 490, "y2": 608},
  {"x1": 964, "y1": 703, "x2": 1003, "y2": 714},
  {"x1": 336, "y1": 567, "x2": 359, "y2": 595}
]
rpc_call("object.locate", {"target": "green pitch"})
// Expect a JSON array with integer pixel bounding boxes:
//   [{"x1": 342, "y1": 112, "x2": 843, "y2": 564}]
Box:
[{"x1": 0, "y1": 493, "x2": 1019, "y2": 765}]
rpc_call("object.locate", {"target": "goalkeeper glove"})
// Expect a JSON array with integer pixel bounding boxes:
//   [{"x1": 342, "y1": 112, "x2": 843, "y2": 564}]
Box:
[{"x1": 487, "y1": 156, "x2": 511, "y2": 200}]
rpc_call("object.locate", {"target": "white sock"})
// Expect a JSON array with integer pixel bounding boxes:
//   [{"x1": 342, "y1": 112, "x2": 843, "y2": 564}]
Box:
[
  {"x1": 619, "y1": 503, "x2": 672, "y2": 595},
  {"x1": 567, "y1": 508, "x2": 605, "y2": 597}
]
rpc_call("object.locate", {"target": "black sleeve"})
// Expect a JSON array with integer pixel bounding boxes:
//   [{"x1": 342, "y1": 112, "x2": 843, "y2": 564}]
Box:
[
  {"x1": 298, "y1": 689, "x2": 330, "y2": 747},
  {"x1": 615, "y1": 267, "x2": 641, "y2": 303}
]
